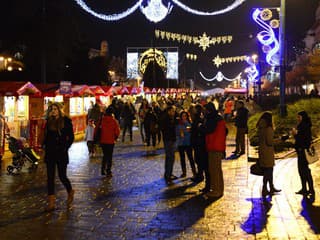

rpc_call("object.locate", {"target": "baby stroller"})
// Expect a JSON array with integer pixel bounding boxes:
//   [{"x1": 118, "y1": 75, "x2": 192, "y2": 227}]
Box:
[{"x1": 6, "y1": 134, "x2": 40, "y2": 174}]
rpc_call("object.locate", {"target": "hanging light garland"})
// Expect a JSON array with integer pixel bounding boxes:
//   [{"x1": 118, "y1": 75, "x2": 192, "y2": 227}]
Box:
[
  {"x1": 155, "y1": 29, "x2": 233, "y2": 51},
  {"x1": 212, "y1": 54, "x2": 247, "y2": 68},
  {"x1": 252, "y1": 8, "x2": 280, "y2": 66},
  {"x1": 200, "y1": 71, "x2": 242, "y2": 82},
  {"x1": 74, "y1": 0, "x2": 247, "y2": 23}
]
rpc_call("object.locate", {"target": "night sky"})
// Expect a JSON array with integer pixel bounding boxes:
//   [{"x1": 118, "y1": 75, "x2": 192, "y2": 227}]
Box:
[{"x1": 0, "y1": 0, "x2": 319, "y2": 87}]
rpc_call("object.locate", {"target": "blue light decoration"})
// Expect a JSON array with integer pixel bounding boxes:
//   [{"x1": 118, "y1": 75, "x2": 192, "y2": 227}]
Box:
[
  {"x1": 252, "y1": 8, "x2": 280, "y2": 67},
  {"x1": 74, "y1": 0, "x2": 247, "y2": 23},
  {"x1": 245, "y1": 56, "x2": 259, "y2": 83}
]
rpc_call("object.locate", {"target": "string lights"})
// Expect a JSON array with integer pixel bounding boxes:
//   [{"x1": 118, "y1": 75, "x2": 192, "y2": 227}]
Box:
[
  {"x1": 212, "y1": 54, "x2": 247, "y2": 68},
  {"x1": 74, "y1": 0, "x2": 247, "y2": 23},
  {"x1": 155, "y1": 29, "x2": 233, "y2": 51},
  {"x1": 199, "y1": 71, "x2": 242, "y2": 82}
]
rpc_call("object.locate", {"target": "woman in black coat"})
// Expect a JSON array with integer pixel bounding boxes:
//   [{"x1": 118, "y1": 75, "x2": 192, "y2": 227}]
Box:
[
  {"x1": 292, "y1": 111, "x2": 315, "y2": 196},
  {"x1": 43, "y1": 102, "x2": 75, "y2": 211}
]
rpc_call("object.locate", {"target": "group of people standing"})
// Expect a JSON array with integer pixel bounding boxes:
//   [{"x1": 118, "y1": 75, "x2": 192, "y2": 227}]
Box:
[
  {"x1": 41, "y1": 95, "x2": 316, "y2": 211},
  {"x1": 160, "y1": 101, "x2": 228, "y2": 199},
  {"x1": 256, "y1": 110, "x2": 315, "y2": 199}
]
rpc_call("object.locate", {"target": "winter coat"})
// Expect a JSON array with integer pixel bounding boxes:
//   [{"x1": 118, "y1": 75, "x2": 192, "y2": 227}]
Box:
[
  {"x1": 205, "y1": 118, "x2": 227, "y2": 152},
  {"x1": 159, "y1": 112, "x2": 177, "y2": 142},
  {"x1": 43, "y1": 116, "x2": 74, "y2": 164},
  {"x1": 234, "y1": 106, "x2": 249, "y2": 129},
  {"x1": 99, "y1": 115, "x2": 120, "y2": 144},
  {"x1": 257, "y1": 119, "x2": 275, "y2": 168},
  {"x1": 144, "y1": 108, "x2": 158, "y2": 133},
  {"x1": 294, "y1": 121, "x2": 312, "y2": 149}
]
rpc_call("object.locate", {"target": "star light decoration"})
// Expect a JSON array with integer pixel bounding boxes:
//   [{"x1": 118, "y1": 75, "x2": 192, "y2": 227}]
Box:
[
  {"x1": 74, "y1": 0, "x2": 247, "y2": 23},
  {"x1": 212, "y1": 54, "x2": 247, "y2": 68}
]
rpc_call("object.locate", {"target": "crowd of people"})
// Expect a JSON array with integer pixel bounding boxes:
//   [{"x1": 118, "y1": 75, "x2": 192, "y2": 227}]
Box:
[{"x1": 40, "y1": 93, "x2": 316, "y2": 211}]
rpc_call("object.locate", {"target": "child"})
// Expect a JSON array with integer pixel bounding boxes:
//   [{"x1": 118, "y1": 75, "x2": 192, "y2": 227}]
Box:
[{"x1": 84, "y1": 119, "x2": 95, "y2": 156}]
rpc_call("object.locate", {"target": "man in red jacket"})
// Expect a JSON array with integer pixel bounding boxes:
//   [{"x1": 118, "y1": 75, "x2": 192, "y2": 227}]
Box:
[
  {"x1": 203, "y1": 102, "x2": 227, "y2": 199},
  {"x1": 98, "y1": 107, "x2": 120, "y2": 177}
]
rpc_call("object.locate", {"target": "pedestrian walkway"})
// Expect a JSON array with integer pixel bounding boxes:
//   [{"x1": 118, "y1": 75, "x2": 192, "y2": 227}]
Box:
[{"x1": 0, "y1": 128, "x2": 319, "y2": 239}]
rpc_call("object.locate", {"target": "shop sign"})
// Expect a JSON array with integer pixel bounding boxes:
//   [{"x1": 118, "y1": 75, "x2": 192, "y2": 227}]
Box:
[{"x1": 59, "y1": 81, "x2": 72, "y2": 94}]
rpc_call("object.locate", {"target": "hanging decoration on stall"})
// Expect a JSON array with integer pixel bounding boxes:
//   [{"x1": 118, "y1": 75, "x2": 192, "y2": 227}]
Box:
[
  {"x1": 74, "y1": 0, "x2": 247, "y2": 23},
  {"x1": 212, "y1": 54, "x2": 247, "y2": 68},
  {"x1": 252, "y1": 8, "x2": 280, "y2": 67},
  {"x1": 155, "y1": 29, "x2": 233, "y2": 51},
  {"x1": 199, "y1": 71, "x2": 242, "y2": 82}
]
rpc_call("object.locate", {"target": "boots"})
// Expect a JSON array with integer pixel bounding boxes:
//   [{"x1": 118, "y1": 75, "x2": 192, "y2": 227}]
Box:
[
  {"x1": 67, "y1": 189, "x2": 75, "y2": 205},
  {"x1": 262, "y1": 186, "x2": 269, "y2": 198},
  {"x1": 46, "y1": 195, "x2": 56, "y2": 211}
]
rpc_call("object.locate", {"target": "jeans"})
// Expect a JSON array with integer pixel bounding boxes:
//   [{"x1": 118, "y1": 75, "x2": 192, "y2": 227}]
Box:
[
  {"x1": 178, "y1": 145, "x2": 196, "y2": 175},
  {"x1": 164, "y1": 140, "x2": 176, "y2": 179},
  {"x1": 46, "y1": 160, "x2": 72, "y2": 195},
  {"x1": 297, "y1": 148, "x2": 314, "y2": 192},
  {"x1": 101, "y1": 144, "x2": 115, "y2": 173}
]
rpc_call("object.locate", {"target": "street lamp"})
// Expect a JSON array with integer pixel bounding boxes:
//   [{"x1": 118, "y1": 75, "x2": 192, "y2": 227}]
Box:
[{"x1": 279, "y1": 0, "x2": 287, "y2": 116}]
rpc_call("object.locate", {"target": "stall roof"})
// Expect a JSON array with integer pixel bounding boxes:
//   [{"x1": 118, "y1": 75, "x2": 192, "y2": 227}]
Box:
[
  {"x1": 89, "y1": 85, "x2": 105, "y2": 95},
  {"x1": 67, "y1": 85, "x2": 94, "y2": 97},
  {"x1": 0, "y1": 81, "x2": 41, "y2": 96}
]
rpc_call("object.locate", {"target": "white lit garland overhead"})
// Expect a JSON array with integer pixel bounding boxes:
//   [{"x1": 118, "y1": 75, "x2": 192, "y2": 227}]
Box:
[
  {"x1": 74, "y1": 0, "x2": 247, "y2": 23},
  {"x1": 200, "y1": 71, "x2": 242, "y2": 82},
  {"x1": 212, "y1": 54, "x2": 247, "y2": 68},
  {"x1": 155, "y1": 30, "x2": 233, "y2": 51}
]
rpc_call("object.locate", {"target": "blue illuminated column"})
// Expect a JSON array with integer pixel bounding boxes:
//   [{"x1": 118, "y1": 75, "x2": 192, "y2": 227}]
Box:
[{"x1": 279, "y1": 0, "x2": 287, "y2": 116}]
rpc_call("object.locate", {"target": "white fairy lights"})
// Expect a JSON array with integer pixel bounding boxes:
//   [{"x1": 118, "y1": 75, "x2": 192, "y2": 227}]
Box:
[
  {"x1": 200, "y1": 71, "x2": 242, "y2": 82},
  {"x1": 74, "y1": 0, "x2": 247, "y2": 23}
]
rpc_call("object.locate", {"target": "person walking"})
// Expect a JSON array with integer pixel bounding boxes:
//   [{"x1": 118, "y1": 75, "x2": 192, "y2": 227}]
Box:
[
  {"x1": 256, "y1": 111, "x2": 281, "y2": 198},
  {"x1": 176, "y1": 111, "x2": 197, "y2": 178},
  {"x1": 292, "y1": 111, "x2": 315, "y2": 196},
  {"x1": 138, "y1": 99, "x2": 149, "y2": 144},
  {"x1": 98, "y1": 107, "x2": 120, "y2": 177},
  {"x1": 84, "y1": 119, "x2": 95, "y2": 157},
  {"x1": 233, "y1": 100, "x2": 249, "y2": 155},
  {"x1": 42, "y1": 103, "x2": 75, "y2": 211},
  {"x1": 204, "y1": 102, "x2": 227, "y2": 199},
  {"x1": 160, "y1": 105, "x2": 177, "y2": 184},
  {"x1": 121, "y1": 101, "x2": 136, "y2": 142}
]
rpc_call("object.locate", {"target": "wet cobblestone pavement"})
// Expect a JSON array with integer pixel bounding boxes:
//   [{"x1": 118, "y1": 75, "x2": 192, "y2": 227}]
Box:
[{"x1": 0, "y1": 126, "x2": 320, "y2": 239}]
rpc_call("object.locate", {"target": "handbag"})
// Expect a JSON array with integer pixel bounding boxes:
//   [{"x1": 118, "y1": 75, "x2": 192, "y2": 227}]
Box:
[
  {"x1": 305, "y1": 145, "x2": 319, "y2": 164},
  {"x1": 250, "y1": 162, "x2": 264, "y2": 176}
]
